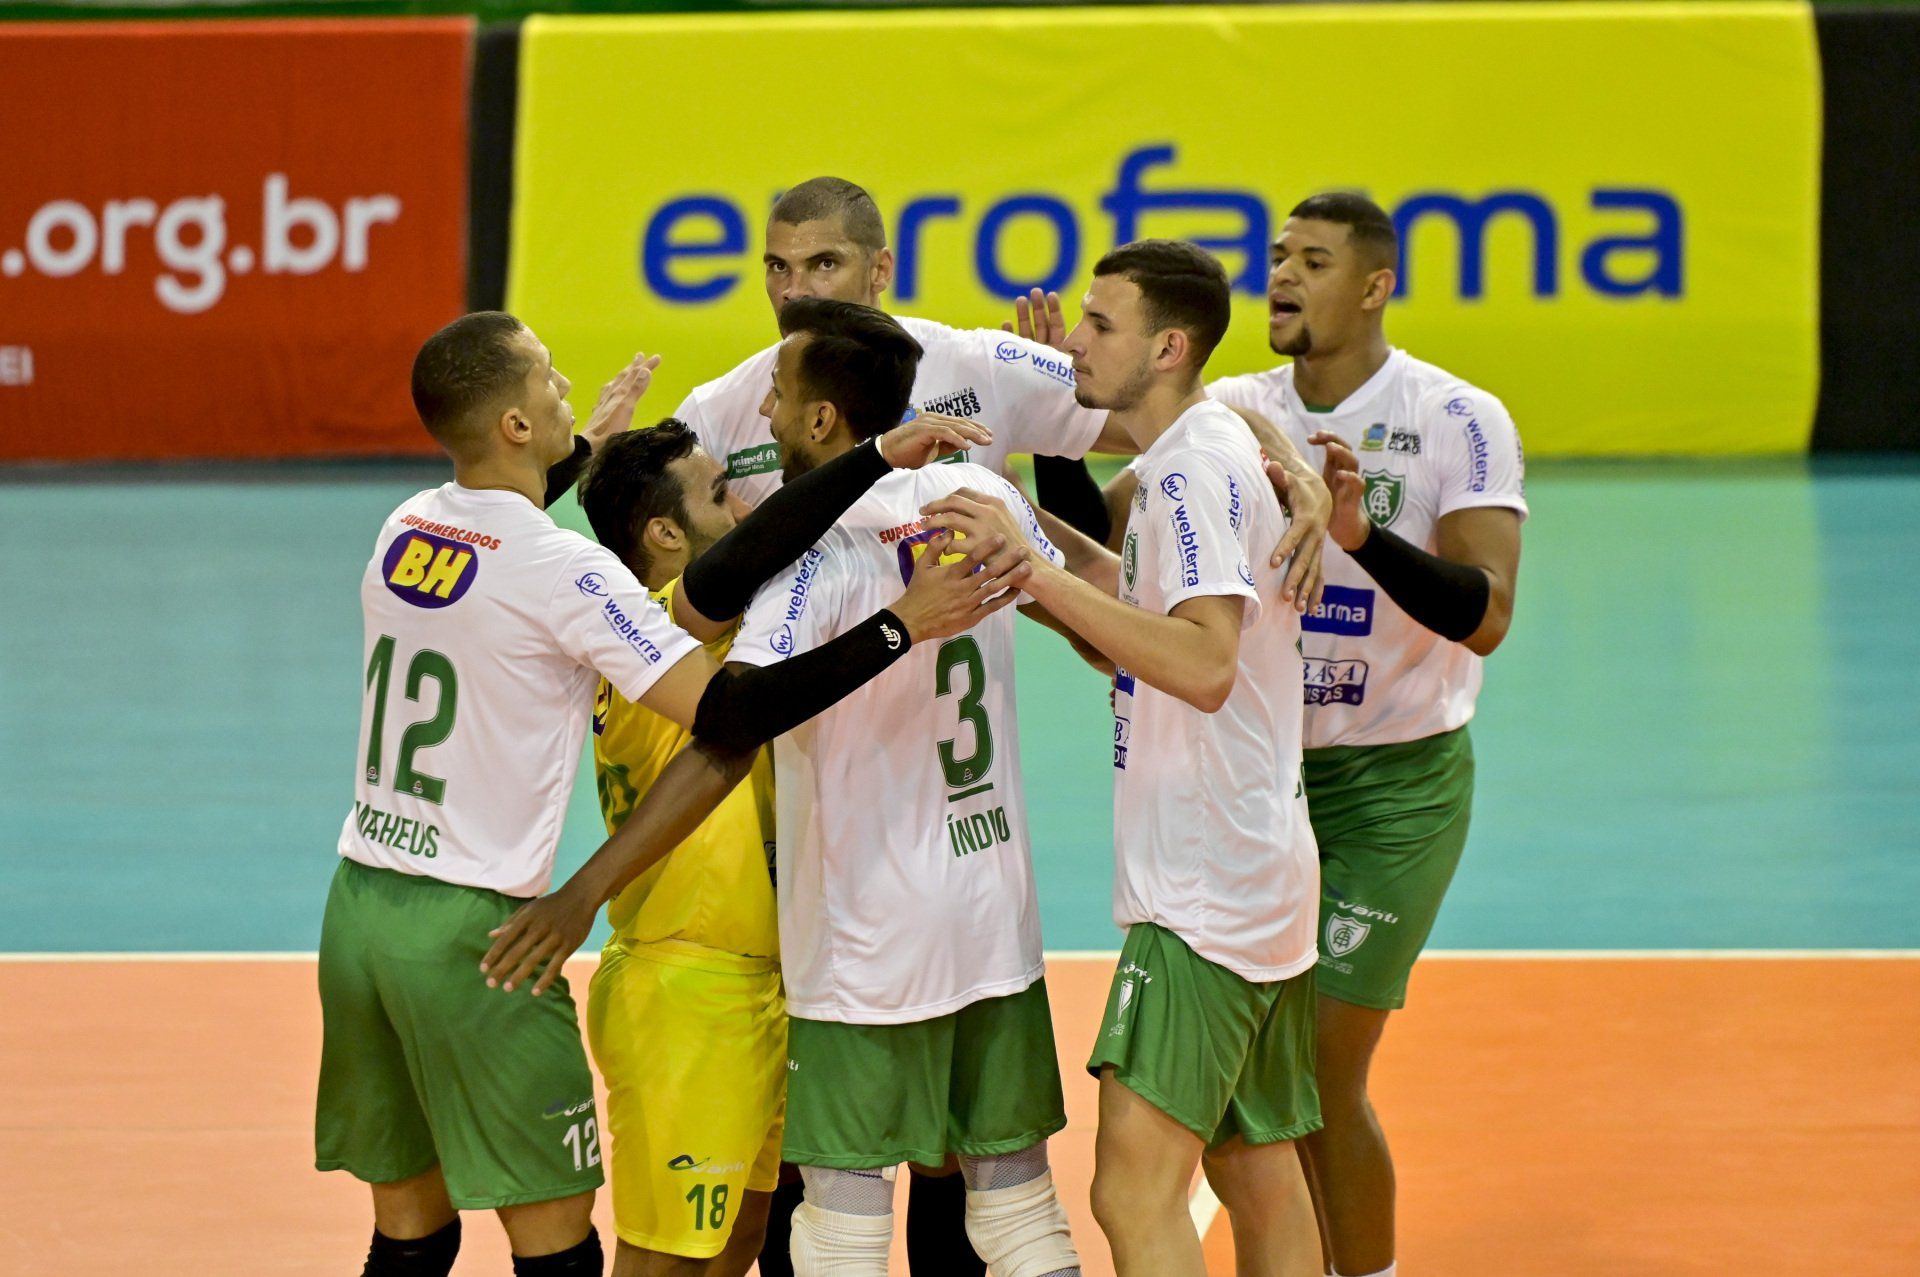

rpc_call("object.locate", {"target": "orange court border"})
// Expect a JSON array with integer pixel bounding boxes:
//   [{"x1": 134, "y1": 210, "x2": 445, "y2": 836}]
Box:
[{"x1": 2, "y1": 952, "x2": 1915, "y2": 1275}]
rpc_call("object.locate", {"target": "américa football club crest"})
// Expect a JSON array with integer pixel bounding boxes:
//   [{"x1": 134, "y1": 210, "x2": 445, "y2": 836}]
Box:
[
  {"x1": 1325, "y1": 913, "x2": 1371, "y2": 957},
  {"x1": 1360, "y1": 471, "x2": 1404, "y2": 527}
]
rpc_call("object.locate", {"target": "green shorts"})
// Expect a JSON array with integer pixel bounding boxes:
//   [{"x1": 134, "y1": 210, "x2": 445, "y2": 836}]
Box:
[
  {"x1": 1305, "y1": 725, "x2": 1475, "y2": 1011},
  {"x1": 314, "y1": 858, "x2": 603, "y2": 1209},
  {"x1": 783, "y1": 979, "x2": 1067, "y2": 1170},
  {"x1": 1086, "y1": 923, "x2": 1321, "y2": 1148}
]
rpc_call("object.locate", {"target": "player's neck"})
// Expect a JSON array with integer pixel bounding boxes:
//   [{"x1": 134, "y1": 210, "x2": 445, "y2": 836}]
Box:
[
  {"x1": 451, "y1": 455, "x2": 545, "y2": 507},
  {"x1": 1115, "y1": 378, "x2": 1208, "y2": 453},
  {"x1": 1289, "y1": 332, "x2": 1390, "y2": 410}
]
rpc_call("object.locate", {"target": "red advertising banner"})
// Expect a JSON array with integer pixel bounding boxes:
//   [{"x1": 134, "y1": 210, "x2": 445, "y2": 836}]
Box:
[{"x1": 0, "y1": 20, "x2": 471, "y2": 462}]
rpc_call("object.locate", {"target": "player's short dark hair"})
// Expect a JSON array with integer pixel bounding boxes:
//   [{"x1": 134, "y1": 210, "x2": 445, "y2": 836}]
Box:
[
  {"x1": 776, "y1": 297, "x2": 923, "y2": 441},
  {"x1": 769, "y1": 177, "x2": 887, "y2": 252},
  {"x1": 1289, "y1": 191, "x2": 1399, "y2": 270},
  {"x1": 578, "y1": 418, "x2": 699, "y2": 582},
  {"x1": 409, "y1": 310, "x2": 533, "y2": 449},
  {"x1": 1092, "y1": 239, "x2": 1232, "y2": 371}
]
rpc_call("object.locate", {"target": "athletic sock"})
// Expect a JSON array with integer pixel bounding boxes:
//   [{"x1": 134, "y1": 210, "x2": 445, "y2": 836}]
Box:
[
  {"x1": 511, "y1": 1226, "x2": 603, "y2": 1275},
  {"x1": 759, "y1": 1176, "x2": 806, "y2": 1277},
  {"x1": 363, "y1": 1218, "x2": 460, "y2": 1277},
  {"x1": 907, "y1": 1169, "x2": 985, "y2": 1276}
]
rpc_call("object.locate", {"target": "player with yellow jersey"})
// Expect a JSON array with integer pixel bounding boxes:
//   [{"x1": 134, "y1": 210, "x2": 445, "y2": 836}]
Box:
[{"x1": 576, "y1": 420, "x2": 785, "y2": 1275}]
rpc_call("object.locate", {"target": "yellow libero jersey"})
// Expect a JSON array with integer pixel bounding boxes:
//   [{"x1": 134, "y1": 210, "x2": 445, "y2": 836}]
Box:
[{"x1": 592, "y1": 578, "x2": 778, "y2": 968}]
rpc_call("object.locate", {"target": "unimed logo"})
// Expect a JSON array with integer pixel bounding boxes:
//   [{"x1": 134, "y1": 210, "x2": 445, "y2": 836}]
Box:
[{"x1": 1, "y1": 174, "x2": 401, "y2": 314}]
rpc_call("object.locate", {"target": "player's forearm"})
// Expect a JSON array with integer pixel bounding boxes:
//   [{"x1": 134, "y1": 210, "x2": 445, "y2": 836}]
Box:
[
  {"x1": 1346, "y1": 522, "x2": 1492, "y2": 645},
  {"x1": 1023, "y1": 564, "x2": 1235, "y2": 710},
  {"x1": 564, "y1": 739, "x2": 755, "y2": 906},
  {"x1": 690, "y1": 610, "x2": 914, "y2": 753},
  {"x1": 1031, "y1": 455, "x2": 1112, "y2": 544},
  {"x1": 1032, "y1": 503, "x2": 1121, "y2": 595},
  {"x1": 681, "y1": 438, "x2": 890, "y2": 623},
  {"x1": 542, "y1": 436, "x2": 594, "y2": 508}
]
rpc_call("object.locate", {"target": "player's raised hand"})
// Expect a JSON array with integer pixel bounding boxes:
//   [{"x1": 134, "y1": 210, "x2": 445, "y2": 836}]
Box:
[
  {"x1": 891, "y1": 530, "x2": 1031, "y2": 643},
  {"x1": 479, "y1": 880, "x2": 599, "y2": 996},
  {"x1": 919, "y1": 486, "x2": 1031, "y2": 552},
  {"x1": 1308, "y1": 430, "x2": 1371, "y2": 554},
  {"x1": 579, "y1": 351, "x2": 664, "y2": 449},
  {"x1": 1263, "y1": 453, "x2": 1333, "y2": 612},
  {"x1": 1001, "y1": 288, "x2": 1070, "y2": 350},
  {"x1": 878, "y1": 412, "x2": 993, "y2": 469}
]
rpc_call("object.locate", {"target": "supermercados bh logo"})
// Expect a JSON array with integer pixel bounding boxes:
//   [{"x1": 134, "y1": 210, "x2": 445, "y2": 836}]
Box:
[
  {"x1": 599, "y1": 598, "x2": 665, "y2": 663},
  {"x1": 1303, "y1": 657, "x2": 1368, "y2": 707},
  {"x1": 728, "y1": 442, "x2": 781, "y2": 478},
  {"x1": 892, "y1": 525, "x2": 971, "y2": 584},
  {"x1": 1303, "y1": 585, "x2": 1375, "y2": 636},
  {"x1": 382, "y1": 531, "x2": 477, "y2": 608}
]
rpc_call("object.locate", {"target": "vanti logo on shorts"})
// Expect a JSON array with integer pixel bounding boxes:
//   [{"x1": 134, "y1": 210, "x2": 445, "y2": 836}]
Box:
[
  {"x1": 1325, "y1": 914, "x2": 1371, "y2": 958},
  {"x1": 542, "y1": 1097, "x2": 594, "y2": 1121},
  {"x1": 382, "y1": 531, "x2": 477, "y2": 608},
  {"x1": 1302, "y1": 585, "x2": 1375, "y2": 636},
  {"x1": 668, "y1": 1153, "x2": 746, "y2": 1175}
]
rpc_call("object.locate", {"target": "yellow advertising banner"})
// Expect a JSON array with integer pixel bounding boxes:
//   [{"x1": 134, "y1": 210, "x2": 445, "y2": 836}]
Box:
[{"x1": 509, "y1": 3, "x2": 1818, "y2": 456}]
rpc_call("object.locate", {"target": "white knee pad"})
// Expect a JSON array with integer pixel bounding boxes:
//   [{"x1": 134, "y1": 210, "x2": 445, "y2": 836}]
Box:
[
  {"x1": 788, "y1": 1199, "x2": 893, "y2": 1277},
  {"x1": 962, "y1": 1168, "x2": 1081, "y2": 1277}
]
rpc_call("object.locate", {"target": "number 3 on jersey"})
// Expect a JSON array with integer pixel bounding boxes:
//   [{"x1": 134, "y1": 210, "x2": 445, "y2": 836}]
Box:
[
  {"x1": 935, "y1": 637, "x2": 995, "y2": 796},
  {"x1": 363, "y1": 634, "x2": 459, "y2": 804}
]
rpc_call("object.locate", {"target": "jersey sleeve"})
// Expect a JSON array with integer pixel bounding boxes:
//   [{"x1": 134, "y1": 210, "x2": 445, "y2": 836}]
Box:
[
  {"x1": 546, "y1": 544, "x2": 704, "y2": 703},
  {"x1": 983, "y1": 471, "x2": 1068, "y2": 571},
  {"x1": 978, "y1": 329, "x2": 1106, "y2": 459},
  {"x1": 1145, "y1": 451, "x2": 1261, "y2": 626},
  {"x1": 728, "y1": 542, "x2": 842, "y2": 670},
  {"x1": 1428, "y1": 387, "x2": 1529, "y2": 522}
]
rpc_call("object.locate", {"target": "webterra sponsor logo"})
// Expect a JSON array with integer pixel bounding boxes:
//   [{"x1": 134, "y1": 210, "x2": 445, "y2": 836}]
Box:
[
  {"x1": 785, "y1": 548, "x2": 824, "y2": 622},
  {"x1": 1, "y1": 175, "x2": 402, "y2": 315},
  {"x1": 771, "y1": 623, "x2": 795, "y2": 656},
  {"x1": 600, "y1": 599, "x2": 665, "y2": 663},
  {"x1": 575, "y1": 572, "x2": 609, "y2": 598}
]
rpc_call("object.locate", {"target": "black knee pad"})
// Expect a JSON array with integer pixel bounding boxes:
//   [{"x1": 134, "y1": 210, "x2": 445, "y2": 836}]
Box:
[
  {"x1": 512, "y1": 1226, "x2": 603, "y2": 1276},
  {"x1": 363, "y1": 1218, "x2": 460, "y2": 1277}
]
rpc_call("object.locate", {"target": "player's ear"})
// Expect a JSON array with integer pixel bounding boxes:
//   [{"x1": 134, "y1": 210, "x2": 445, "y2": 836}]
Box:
[
  {"x1": 810, "y1": 400, "x2": 837, "y2": 443},
  {"x1": 1156, "y1": 328, "x2": 1190, "y2": 373},
  {"x1": 643, "y1": 516, "x2": 684, "y2": 555},
  {"x1": 869, "y1": 247, "x2": 896, "y2": 299},
  {"x1": 498, "y1": 405, "x2": 533, "y2": 448},
  {"x1": 1362, "y1": 266, "x2": 1396, "y2": 312}
]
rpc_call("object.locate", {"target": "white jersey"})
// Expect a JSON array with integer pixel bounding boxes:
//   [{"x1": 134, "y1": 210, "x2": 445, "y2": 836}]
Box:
[
  {"x1": 338, "y1": 484, "x2": 700, "y2": 897},
  {"x1": 729, "y1": 463, "x2": 1066, "y2": 1023},
  {"x1": 676, "y1": 316, "x2": 1107, "y2": 508},
  {"x1": 1210, "y1": 349, "x2": 1529, "y2": 748},
  {"x1": 1112, "y1": 400, "x2": 1320, "y2": 983}
]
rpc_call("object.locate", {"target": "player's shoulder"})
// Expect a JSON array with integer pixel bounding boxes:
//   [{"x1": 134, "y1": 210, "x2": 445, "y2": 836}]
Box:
[
  {"x1": 1206, "y1": 364, "x2": 1291, "y2": 413},
  {"x1": 1396, "y1": 351, "x2": 1512, "y2": 425},
  {"x1": 680, "y1": 342, "x2": 779, "y2": 415},
  {"x1": 1182, "y1": 399, "x2": 1267, "y2": 467}
]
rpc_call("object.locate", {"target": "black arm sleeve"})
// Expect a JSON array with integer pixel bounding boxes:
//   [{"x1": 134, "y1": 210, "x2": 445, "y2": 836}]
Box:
[
  {"x1": 543, "y1": 436, "x2": 593, "y2": 508},
  {"x1": 1347, "y1": 523, "x2": 1490, "y2": 642},
  {"x1": 690, "y1": 608, "x2": 912, "y2": 755},
  {"x1": 1032, "y1": 455, "x2": 1112, "y2": 545},
  {"x1": 680, "y1": 437, "x2": 890, "y2": 622}
]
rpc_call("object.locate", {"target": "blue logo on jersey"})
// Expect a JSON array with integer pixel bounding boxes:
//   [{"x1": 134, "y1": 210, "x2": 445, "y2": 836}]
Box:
[
  {"x1": 994, "y1": 340, "x2": 1023, "y2": 363},
  {"x1": 1302, "y1": 585, "x2": 1375, "y2": 636},
  {"x1": 1160, "y1": 472, "x2": 1187, "y2": 501},
  {"x1": 382, "y1": 531, "x2": 477, "y2": 609},
  {"x1": 771, "y1": 623, "x2": 794, "y2": 657},
  {"x1": 575, "y1": 572, "x2": 609, "y2": 598}
]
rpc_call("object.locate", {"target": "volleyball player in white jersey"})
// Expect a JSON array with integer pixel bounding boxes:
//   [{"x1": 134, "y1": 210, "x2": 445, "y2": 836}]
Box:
[
  {"x1": 717, "y1": 298, "x2": 1081, "y2": 1277},
  {"x1": 930, "y1": 241, "x2": 1326, "y2": 1277},
  {"x1": 1204, "y1": 192, "x2": 1527, "y2": 1277},
  {"x1": 317, "y1": 311, "x2": 1025, "y2": 1277}
]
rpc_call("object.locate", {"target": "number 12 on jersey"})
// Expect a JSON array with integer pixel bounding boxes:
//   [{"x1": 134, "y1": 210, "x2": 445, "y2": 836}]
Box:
[{"x1": 363, "y1": 634, "x2": 459, "y2": 804}]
